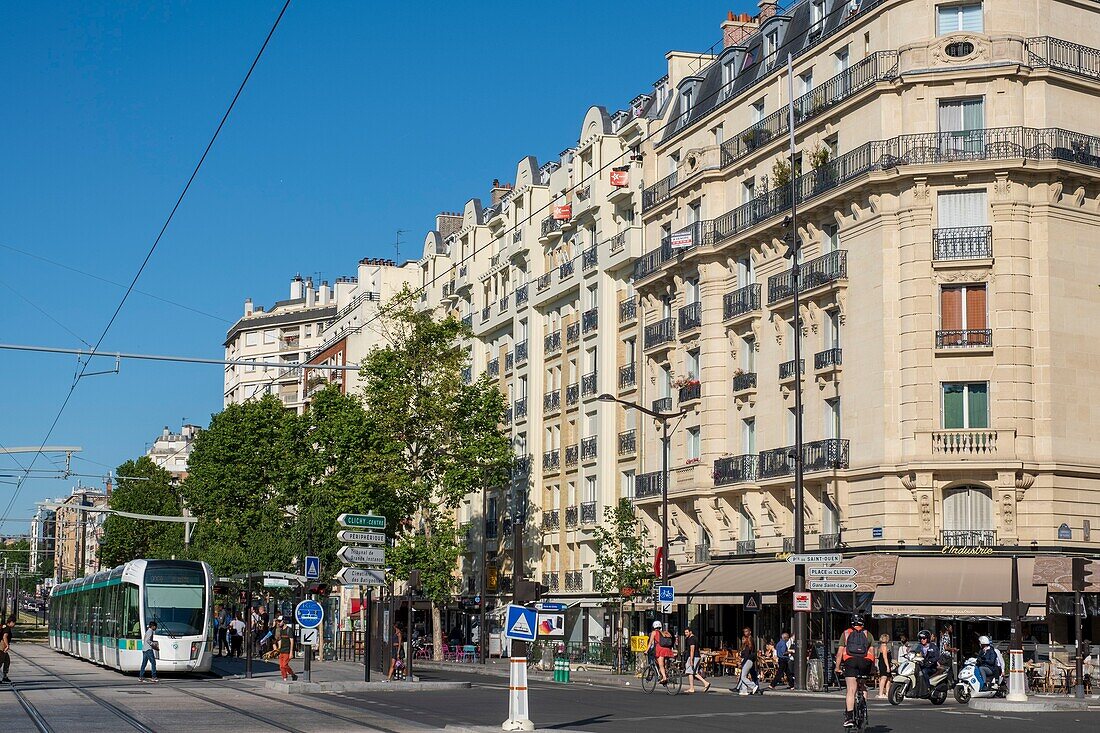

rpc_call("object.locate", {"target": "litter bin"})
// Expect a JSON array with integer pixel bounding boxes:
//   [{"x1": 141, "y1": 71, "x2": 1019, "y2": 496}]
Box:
[{"x1": 807, "y1": 658, "x2": 824, "y2": 691}]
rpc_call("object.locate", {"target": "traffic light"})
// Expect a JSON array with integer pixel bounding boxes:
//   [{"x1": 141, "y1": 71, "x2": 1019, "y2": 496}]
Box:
[
  {"x1": 513, "y1": 580, "x2": 547, "y2": 604},
  {"x1": 1071, "y1": 557, "x2": 1093, "y2": 592},
  {"x1": 307, "y1": 582, "x2": 330, "y2": 597}
]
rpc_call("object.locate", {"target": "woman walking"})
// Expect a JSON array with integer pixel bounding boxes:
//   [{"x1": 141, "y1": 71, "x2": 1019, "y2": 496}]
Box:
[
  {"x1": 737, "y1": 627, "x2": 761, "y2": 695},
  {"x1": 877, "y1": 633, "x2": 892, "y2": 698}
]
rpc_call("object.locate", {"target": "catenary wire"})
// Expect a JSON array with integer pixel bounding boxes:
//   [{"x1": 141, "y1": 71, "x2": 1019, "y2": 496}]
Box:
[{"x1": 0, "y1": 278, "x2": 92, "y2": 347}]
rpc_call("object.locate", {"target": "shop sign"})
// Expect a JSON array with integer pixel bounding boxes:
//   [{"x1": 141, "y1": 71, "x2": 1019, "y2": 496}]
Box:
[
  {"x1": 939, "y1": 545, "x2": 994, "y2": 556},
  {"x1": 669, "y1": 228, "x2": 695, "y2": 249}
]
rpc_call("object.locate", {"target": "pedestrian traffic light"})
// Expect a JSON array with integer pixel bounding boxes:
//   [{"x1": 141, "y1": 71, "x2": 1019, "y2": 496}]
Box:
[{"x1": 307, "y1": 582, "x2": 330, "y2": 597}]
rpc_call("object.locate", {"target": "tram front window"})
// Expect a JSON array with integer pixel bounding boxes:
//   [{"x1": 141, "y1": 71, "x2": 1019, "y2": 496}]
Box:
[{"x1": 144, "y1": 564, "x2": 206, "y2": 637}]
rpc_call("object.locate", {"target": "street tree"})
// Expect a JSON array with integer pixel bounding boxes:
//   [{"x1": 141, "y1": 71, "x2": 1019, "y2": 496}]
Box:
[
  {"x1": 592, "y1": 498, "x2": 654, "y2": 671},
  {"x1": 359, "y1": 288, "x2": 512, "y2": 658},
  {"x1": 99, "y1": 456, "x2": 184, "y2": 567}
]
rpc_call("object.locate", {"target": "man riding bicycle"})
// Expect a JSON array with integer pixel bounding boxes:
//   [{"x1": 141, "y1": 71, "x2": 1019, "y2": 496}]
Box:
[{"x1": 834, "y1": 614, "x2": 875, "y2": 728}]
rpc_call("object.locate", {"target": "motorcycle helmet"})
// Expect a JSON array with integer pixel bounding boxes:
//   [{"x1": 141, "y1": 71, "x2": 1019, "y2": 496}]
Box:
[
  {"x1": 851, "y1": 613, "x2": 865, "y2": 627},
  {"x1": 652, "y1": 620, "x2": 663, "y2": 629},
  {"x1": 918, "y1": 629, "x2": 932, "y2": 642},
  {"x1": 978, "y1": 635, "x2": 991, "y2": 646}
]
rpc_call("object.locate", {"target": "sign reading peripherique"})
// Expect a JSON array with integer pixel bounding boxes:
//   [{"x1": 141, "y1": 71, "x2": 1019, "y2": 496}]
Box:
[{"x1": 336, "y1": 530, "x2": 387, "y2": 545}]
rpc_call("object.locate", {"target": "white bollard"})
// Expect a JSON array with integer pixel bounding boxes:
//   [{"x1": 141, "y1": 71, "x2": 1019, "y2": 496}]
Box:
[
  {"x1": 1007, "y1": 648, "x2": 1027, "y2": 702},
  {"x1": 502, "y1": 656, "x2": 535, "y2": 731}
]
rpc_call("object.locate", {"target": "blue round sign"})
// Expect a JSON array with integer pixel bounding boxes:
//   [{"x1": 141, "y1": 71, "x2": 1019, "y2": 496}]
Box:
[{"x1": 295, "y1": 599, "x2": 324, "y2": 629}]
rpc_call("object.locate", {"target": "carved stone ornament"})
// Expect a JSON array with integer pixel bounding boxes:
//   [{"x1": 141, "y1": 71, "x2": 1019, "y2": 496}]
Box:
[
  {"x1": 918, "y1": 492, "x2": 933, "y2": 531},
  {"x1": 1014, "y1": 471, "x2": 1035, "y2": 501},
  {"x1": 935, "y1": 269, "x2": 991, "y2": 284},
  {"x1": 772, "y1": 312, "x2": 786, "y2": 344},
  {"x1": 835, "y1": 289, "x2": 847, "y2": 325},
  {"x1": 994, "y1": 172, "x2": 1010, "y2": 198},
  {"x1": 1000, "y1": 491, "x2": 1015, "y2": 531},
  {"x1": 929, "y1": 34, "x2": 991, "y2": 66}
]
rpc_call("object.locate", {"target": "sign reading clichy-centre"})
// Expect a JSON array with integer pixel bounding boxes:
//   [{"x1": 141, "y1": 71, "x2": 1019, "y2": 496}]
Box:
[{"x1": 337, "y1": 513, "x2": 387, "y2": 530}]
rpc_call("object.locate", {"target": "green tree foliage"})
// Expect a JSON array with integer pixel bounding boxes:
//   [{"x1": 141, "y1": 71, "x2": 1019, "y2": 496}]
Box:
[
  {"x1": 99, "y1": 456, "x2": 184, "y2": 567},
  {"x1": 180, "y1": 395, "x2": 308, "y2": 576},
  {"x1": 592, "y1": 498, "x2": 653, "y2": 600},
  {"x1": 1, "y1": 538, "x2": 37, "y2": 592},
  {"x1": 388, "y1": 518, "x2": 463, "y2": 607}
]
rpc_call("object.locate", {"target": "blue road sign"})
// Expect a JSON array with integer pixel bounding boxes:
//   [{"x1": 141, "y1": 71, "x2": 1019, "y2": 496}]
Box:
[
  {"x1": 305, "y1": 555, "x2": 320, "y2": 579},
  {"x1": 295, "y1": 599, "x2": 324, "y2": 629},
  {"x1": 658, "y1": 585, "x2": 675, "y2": 604},
  {"x1": 872, "y1": 527, "x2": 883, "y2": 539},
  {"x1": 504, "y1": 604, "x2": 537, "y2": 642},
  {"x1": 534, "y1": 602, "x2": 566, "y2": 612}
]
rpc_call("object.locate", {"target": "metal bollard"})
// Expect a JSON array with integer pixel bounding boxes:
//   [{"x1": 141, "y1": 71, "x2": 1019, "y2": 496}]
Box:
[{"x1": 563, "y1": 658, "x2": 570, "y2": 683}]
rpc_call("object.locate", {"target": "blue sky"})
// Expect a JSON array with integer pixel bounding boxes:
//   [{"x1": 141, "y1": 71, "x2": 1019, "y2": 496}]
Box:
[{"x1": 0, "y1": 1, "x2": 748, "y2": 534}]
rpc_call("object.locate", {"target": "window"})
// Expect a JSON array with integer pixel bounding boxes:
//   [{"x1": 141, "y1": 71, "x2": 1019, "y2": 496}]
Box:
[
  {"x1": 742, "y1": 177, "x2": 756, "y2": 205},
  {"x1": 686, "y1": 277, "x2": 700, "y2": 304},
  {"x1": 741, "y1": 336, "x2": 756, "y2": 371},
  {"x1": 824, "y1": 309, "x2": 841, "y2": 349},
  {"x1": 825, "y1": 398, "x2": 841, "y2": 439},
  {"x1": 942, "y1": 382, "x2": 989, "y2": 429},
  {"x1": 939, "y1": 285, "x2": 988, "y2": 345},
  {"x1": 584, "y1": 476, "x2": 597, "y2": 503},
  {"x1": 722, "y1": 57, "x2": 738, "y2": 87},
  {"x1": 765, "y1": 30, "x2": 780, "y2": 65},
  {"x1": 621, "y1": 470, "x2": 635, "y2": 499},
  {"x1": 800, "y1": 70, "x2": 814, "y2": 95},
  {"x1": 668, "y1": 152, "x2": 679, "y2": 176},
  {"x1": 742, "y1": 418, "x2": 756, "y2": 454},
  {"x1": 263, "y1": 330, "x2": 277, "y2": 345},
  {"x1": 688, "y1": 200, "x2": 701, "y2": 225},
  {"x1": 739, "y1": 506, "x2": 755, "y2": 540},
  {"x1": 752, "y1": 99, "x2": 765, "y2": 123},
  {"x1": 738, "y1": 256, "x2": 755, "y2": 286},
  {"x1": 938, "y1": 97, "x2": 984, "y2": 133},
  {"x1": 660, "y1": 365, "x2": 672, "y2": 398},
  {"x1": 822, "y1": 224, "x2": 839, "y2": 253},
  {"x1": 937, "y1": 190, "x2": 987, "y2": 227},
  {"x1": 787, "y1": 407, "x2": 803, "y2": 443},
  {"x1": 680, "y1": 87, "x2": 693, "y2": 117},
  {"x1": 304, "y1": 325, "x2": 312, "y2": 338},
  {"x1": 936, "y1": 2, "x2": 983, "y2": 35},
  {"x1": 810, "y1": 0, "x2": 826, "y2": 27},
  {"x1": 245, "y1": 332, "x2": 258, "y2": 347},
  {"x1": 942, "y1": 485, "x2": 993, "y2": 531},
  {"x1": 686, "y1": 349, "x2": 700, "y2": 379},
  {"x1": 821, "y1": 493, "x2": 839, "y2": 535},
  {"x1": 713, "y1": 123, "x2": 725, "y2": 147},
  {"x1": 687, "y1": 427, "x2": 701, "y2": 459},
  {"x1": 835, "y1": 47, "x2": 849, "y2": 73}
]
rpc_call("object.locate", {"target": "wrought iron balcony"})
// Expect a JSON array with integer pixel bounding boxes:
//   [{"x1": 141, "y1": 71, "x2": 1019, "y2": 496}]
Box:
[
  {"x1": 505, "y1": 352, "x2": 514, "y2": 372},
  {"x1": 936, "y1": 329, "x2": 993, "y2": 349},
  {"x1": 582, "y1": 246, "x2": 598, "y2": 270},
  {"x1": 941, "y1": 529, "x2": 997, "y2": 547},
  {"x1": 652, "y1": 397, "x2": 673, "y2": 413},
  {"x1": 537, "y1": 273, "x2": 552, "y2": 292},
  {"x1": 541, "y1": 216, "x2": 564, "y2": 237},
  {"x1": 768, "y1": 250, "x2": 848, "y2": 304},
  {"x1": 678, "y1": 301, "x2": 702, "y2": 332},
  {"x1": 564, "y1": 444, "x2": 578, "y2": 467},
  {"x1": 581, "y1": 435, "x2": 597, "y2": 461},
  {"x1": 559, "y1": 260, "x2": 575, "y2": 280},
  {"x1": 542, "y1": 449, "x2": 560, "y2": 471},
  {"x1": 545, "y1": 570, "x2": 559, "y2": 589},
  {"x1": 545, "y1": 330, "x2": 562, "y2": 355},
  {"x1": 723, "y1": 284, "x2": 761, "y2": 320},
  {"x1": 618, "y1": 429, "x2": 637, "y2": 456},
  {"x1": 515, "y1": 283, "x2": 529, "y2": 305},
  {"x1": 619, "y1": 297, "x2": 637, "y2": 323},
  {"x1": 932, "y1": 226, "x2": 992, "y2": 260},
  {"x1": 642, "y1": 169, "x2": 677, "y2": 211},
  {"x1": 713, "y1": 453, "x2": 757, "y2": 486},
  {"x1": 542, "y1": 510, "x2": 560, "y2": 531},
  {"x1": 513, "y1": 230, "x2": 523, "y2": 244},
  {"x1": 580, "y1": 501, "x2": 597, "y2": 524},
  {"x1": 1025, "y1": 36, "x2": 1100, "y2": 81},
  {"x1": 732, "y1": 371, "x2": 757, "y2": 392},
  {"x1": 461, "y1": 366, "x2": 472, "y2": 384},
  {"x1": 514, "y1": 397, "x2": 527, "y2": 419},
  {"x1": 582, "y1": 307, "x2": 598, "y2": 334},
  {"x1": 462, "y1": 314, "x2": 472, "y2": 328},
  {"x1": 503, "y1": 407, "x2": 512, "y2": 425},
  {"x1": 815, "y1": 348, "x2": 843, "y2": 369},
  {"x1": 779, "y1": 359, "x2": 805, "y2": 380},
  {"x1": 566, "y1": 322, "x2": 580, "y2": 345},
  {"x1": 544, "y1": 390, "x2": 561, "y2": 413},
  {"x1": 564, "y1": 571, "x2": 583, "y2": 591},
  {"x1": 619, "y1": 363, "x2": 636, "y2": 389},
  {"x1": 498, "y1": 294, "x2": 510, "y2": 312},
  {"x1": 576, "y1": 184, "x2": 591, "y2": 201},
  {"x1": 487, "y1": 358, "x2": 500, "y2": 377},
  {"x1": 634, "y1": 471, "x2": 664, "y2": 499},
  {"x1": 581, "y1": 371, "x2": 598, "y2": 397},
  {"x1": 757, "y1": 438, "x2": 850, "y2": 479},
  {"x1": 481, "y1": 306, "x2": 491, "y2": 322},
  {"x1": 443, "y1": 281, "x2": 456, "y2": 298},
  {"x1": 610, "y1": 230, "x2": 627, "y2": 252},
  {"x1": 819, "y1": 532, "x2": 841, "y2": 550},
  {"x1": 678, "y1": 381, "x2": 701, "y2": 402},
  {"x1": 644, "y1": 317, "x2": 676, "y2": 349},
  {"x1": 736, "y1": 539, "x2": 756, "y2": 555},
  {"x1": 516, "y1": 340, "x2": 528, "y2": 364},
  {"x1": 565, "y1": 506, "x2": 578, "y2": 528},
  {"x1": 566, "y1": 383, "x2": 579, "y2": 406}
]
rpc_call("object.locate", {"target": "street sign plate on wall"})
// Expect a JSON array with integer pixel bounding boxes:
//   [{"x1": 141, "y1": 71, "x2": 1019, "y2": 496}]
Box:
[
  {"x1": 338, "y1": 545, "x2": 386, "y2": 566},
  {"x1": 336, "y1": 567, "x2": 386, "y2": 586},
  {"x1": 337, "y1": 513, "x2": 386, "y2": 529},
  {"x1": 786, "y1": 553, "x2": 842, "y2": 565},
  {"x1": 337, "y1": 530, "x2": 387, "y2": 545},
  {"x1": 808, "y1": 579, "x2": 857, "y2": 591}
]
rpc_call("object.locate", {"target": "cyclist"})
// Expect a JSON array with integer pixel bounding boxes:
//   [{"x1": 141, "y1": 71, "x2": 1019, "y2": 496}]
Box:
[
  {"x1": 834, "y1": 614, "x2": 874, "y2": 727},
  {"x1": 648, "y1": 620, "x2": 674, "y2": 684}
]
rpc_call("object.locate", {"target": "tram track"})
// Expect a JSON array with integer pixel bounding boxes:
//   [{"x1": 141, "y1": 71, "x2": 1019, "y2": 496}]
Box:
[
  {"x1": 201, "y1": 680, "x2": 409, "y2": 733},
  {"x1": 8, "y1": 682, "x2": 56, "y2": 733},
  {"x1": 172, "y1": 685, "x2": 311, "y2": 733}
]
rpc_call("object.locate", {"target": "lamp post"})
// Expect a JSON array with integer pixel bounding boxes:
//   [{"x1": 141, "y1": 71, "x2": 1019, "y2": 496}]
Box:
[{"x1": 598, "y1": 393, "x2": 688, "y2": 615}]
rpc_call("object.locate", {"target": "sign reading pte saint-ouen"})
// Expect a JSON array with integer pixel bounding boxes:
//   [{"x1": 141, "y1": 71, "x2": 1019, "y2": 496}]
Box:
[
  {"x1": 336, "y1": 530, "x2": 386, "y2": 545},
  {"x1": 337, "y1": 513, "x2": 387, "y2": 530},
  {"x1": 786, "y1": 553, "x2": 842, "y2": 565}
]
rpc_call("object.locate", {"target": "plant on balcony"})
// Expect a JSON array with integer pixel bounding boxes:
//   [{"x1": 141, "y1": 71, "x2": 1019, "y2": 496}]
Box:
[
  {"x1": 685, "y1": 457, "x2": 701, "y2": 465},
  {"x1": 733, "y1": 368, "x2": 745, "y2": 377},
  {"x1": 671, "y1": 374, "x2": 699, "y2": 389},
  {"x1": 771, "y1": 158, "x2": 792, "y2": 188},
  {"x1": 810, "y1": 144, "x2": 831, "y2": 169}
]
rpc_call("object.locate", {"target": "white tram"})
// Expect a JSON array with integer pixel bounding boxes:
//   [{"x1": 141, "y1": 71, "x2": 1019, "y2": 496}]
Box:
[{"x1": 49, "y1": 559, "x2": 214, "y2": 674}]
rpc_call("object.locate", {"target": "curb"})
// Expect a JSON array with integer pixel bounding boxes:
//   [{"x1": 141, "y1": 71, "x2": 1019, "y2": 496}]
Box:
[
  {"x1": 968, "y1": 697, "x2": 1095, "y2": 713},
  {"x1": 264, "y1": 679, "x2": 471, "y2": 694}
]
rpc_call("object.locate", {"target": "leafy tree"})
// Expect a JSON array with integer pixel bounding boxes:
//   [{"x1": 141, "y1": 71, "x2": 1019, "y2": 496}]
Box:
[
  {"x1": 180, "y1": 395, "x2": 308, "y2": 576},
  {"x1": 1, "y1": 538, "x2": 37, "y2": 593},
  {"x1": 592, "y1": 498, "x2": 653, "y2": 672},
  {"x1": 99, "y1": 456, "x2": 184, "y2": 567},
  {"x1": 359, "y1": 288, "x2": 511, "y2": 657},
  {"x1": 388, "y1": 518, "x2": 462, "y2": 608}
]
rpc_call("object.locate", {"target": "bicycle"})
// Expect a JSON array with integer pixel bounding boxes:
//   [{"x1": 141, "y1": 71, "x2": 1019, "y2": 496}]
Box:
[
  {"x1": 641, "y1": 655, "x2": 683, "y2": 695},
  {"x1": 849, "y1": 675, "x2": 869, "y2": 733}
]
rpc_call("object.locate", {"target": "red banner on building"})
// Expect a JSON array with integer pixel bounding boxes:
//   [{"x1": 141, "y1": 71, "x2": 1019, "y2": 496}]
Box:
[
  {"x1": 610, "y1": 169, "x2": 629, "y2": 187},
  {"x1": 553, "y1": 204, "x2": 572, "y2": 221}
]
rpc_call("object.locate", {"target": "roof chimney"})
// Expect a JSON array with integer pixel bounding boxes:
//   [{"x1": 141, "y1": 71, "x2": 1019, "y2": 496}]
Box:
[
  {"x1": 291, "y1": 274, "x2": 304, "y2": 300},
  {"x1": 757, "y1": 1, "x2": 778, "y2": 21},
  {"x1": 490, "y1": 180, "x2": 513, "y2": 206},
  {"x1": 244, "y1": 298, "x2": 254, "y2": 317},
  {"x1": 305, "y1": 278, "x2": 316, "y2": 308},
  {"x1": 436, "y1": 212, "x2": 463, "y2": 241},
  {"x1": 723, "y1": 10, "x2": 760, "y2": 48}
]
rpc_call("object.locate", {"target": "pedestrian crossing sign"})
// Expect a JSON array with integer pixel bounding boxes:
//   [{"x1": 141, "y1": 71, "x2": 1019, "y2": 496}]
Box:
[
  {"x1": 305, "y1": 555, "x2": 320, "y2": 579},
  {"x1": 504, "y1": 604, "x2": 538, "y2": 642}
]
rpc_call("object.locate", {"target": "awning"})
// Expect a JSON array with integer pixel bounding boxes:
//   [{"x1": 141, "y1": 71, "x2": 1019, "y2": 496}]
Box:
[
  {"x1": 669, "y1": 561, "x2": 794, "y2": 606},
  {"x1": 871, "y1": 556, "x2": 1047, "y2": 620}
]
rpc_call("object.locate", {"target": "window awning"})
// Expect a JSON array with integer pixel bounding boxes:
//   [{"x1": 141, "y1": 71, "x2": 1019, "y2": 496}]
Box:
[
  {"x1": 668, "y1": 561, "x2": 794, "y2": 606},
  {"x1": 871, "y1": 556, "x2": 1047, "y2": 620}
]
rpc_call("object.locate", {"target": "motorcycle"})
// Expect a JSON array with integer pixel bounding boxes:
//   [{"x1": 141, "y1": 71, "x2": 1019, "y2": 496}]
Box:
[
  {"x1": 889, "y1": 651, "x2": 954, "y2": 705},
  {"x1": 954, "y1": 656, "x2": 1005, "y2": 703}
]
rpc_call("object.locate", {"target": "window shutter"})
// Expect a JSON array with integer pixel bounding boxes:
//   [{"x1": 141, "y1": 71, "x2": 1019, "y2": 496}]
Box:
[
  {"x1": 943, "y1": 383, "x2": 965, "y2": 428},
  {"x1": 965, "y1": 286, "x2": 987, "y2": 330},
  {"x1": 960, "y1": 4, "x2": 984, "y2": 32},
  {"x1": 967, "y1": 383, "x2": 989, "y2": 428},
  {"x1": 943, "y1": 488, "x2": 964, "y2": 530},
  {"x1": 938, "y1": 190, "x2": 988, "y2": 227},
  {"x1": 941, "y1": 287, "x2": 963, "y2": 330},
  {"x1": 970, "y1": 487, "x2": 993, "y2": 530},
  {"x1": 936, "y1": 7, "x2": 954, "y2": 35}
]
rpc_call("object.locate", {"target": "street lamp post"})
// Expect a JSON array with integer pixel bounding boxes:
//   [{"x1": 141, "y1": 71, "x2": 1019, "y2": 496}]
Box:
[{"x1": 598, "y1": 394, "x2": 687, "y2": 618}]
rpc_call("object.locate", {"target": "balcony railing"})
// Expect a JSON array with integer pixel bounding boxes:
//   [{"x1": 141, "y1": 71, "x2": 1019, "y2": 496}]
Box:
[
  {"x1": 543, "y1": 510, "x2": 560, "y2": 531},
  {"x1": 936, "y1": 329, "x2": 993, "y2": 349},
  {"x1": 779, "y1": 359, "x2": 805, "y2": 380},
  {"x1": 642, "y1": 170, "x2": 678, "y2": 211},
  {"x1": 541, "y1": 216, "x2": 564, "y2": 237},
  {"x1": 481, "y1": 306, "x2": 491, "y2": 322},
  {"x1": 499, "y1": 294, "x2": 510, "y2": 312},
  {"x1": 815, "y1": 347, "x2": 842, "y2": 369},
  {"x1": 635, "y1": 471, "x2": 665, "y2": 499},
  {"x1": 732, "y1": 371, "x2": 757, "y2": 392},
  {"x1": 516, "y1": 340, "x2": 528, "y2": 364},
  {"x1": 619, "y1": 297, "x2": 637, "y2": 322},
  {"x1": 758, "y1": 438, "x2": 850, "y2": 479},
  {"x1": 544, "y1": 390, "x2": 561, "y2": 413},
  {"x1": 713, "y1": 454, "x2": 757, "y2": 486},
  {"x1": 487, "y1": 358, "x2": 500, "y2": 377},
  {"x1": 565, "y1": 506, "x2": 578, "y2": 528},
  {"x1": 819, "y1": 532, "x2": 841, "y2": 550},
  {"x1": 566, "y1": 383, "x2": 579, "y2": 407},
  {"x1": 580, "y1": 501, "x2": 597, "y2": 524},
  {"x1": 461, "y1": 366, "x2": 472, "y2": 384},
  {"x1": 560, "y1": 260, "x2": 575, "y2": 280},
  {"x1": 582, "y1": 308, "x2": 599, "y2": 334},
  {"x1": 537, "y1": 273, "x2": 552, "y2": 292},
  {"x1": 633, "y1": 223, "x2": 713, "y2": 279},
  {"x1": 619, "y1": 363, "x2": 636, "y2": 389},
  {"x1": 581, "y1": 371, "x2": 598, "y2": 397},
  {"x1": 932, "y1": 226, "x2": 992, "y2": 260},
  {"x1": 545, "y1": 330, "x2": 562, "y2": 355},
  {"x1": 564, "y1": 444, "x2": 578, "y2": 468},
  {"x1": 564, "y1": 571, "x2": 583, "y2": 591},
  {"x1": 678, "y1": 381, "x2": 701, "y2": 402},
  {"x1": 768, "y1": 250, "x2": 848, "y2": 304},
  {"x1": 542, "y1": 449, "x2": 560, "y2": 471},
  {"x1": 566, "y1": 322, "x2": 580, "y2": 345},
  {"x1": 644, "y1": 317, "x2": 676, "y2": 348},
  {"x1": 581, "y1": 435, "x2": 597, "y2": 461},
  {"x1": 513, "y1": 230, "x2": 523, "y2": 244},
  {"x1": 695, "y1": 545, "x2": 711, "y2": 563},
  {"x1": 1025, "y1": 36, "x2": 1100, "y2": 81},
  {"x1": 514, "y1": 397, "x2": 527, "y2": 419},
  {"x1": 932, "y1": 430, "x2": 999, "y2": 455},
  {"x1": 723, "y1": 284, "x2": 761, "y2": 319},
  {"x1": 505, "y1": 352, "x2": 514, "y2": 372},
  {"x1": 618, "y1": 429, "x2": 636, "y2": 456},
  {"x1": 462, "y1": 314, "x2": 472, "y2": 328},
  {"x1": 678, "y1": 302, "x2": 702, "y2": 332},
  {"x1": 652, "y1": 397, "x2": 673, "y2": 413},
  {"x1": 576, "y1": 184, "x2": 591, "y2": 201},
  {"x1": 545, "y1": 571, "x2": 559, "y2": 590},
  {"x1": 736, "y1": 539, "x2": 756, "y2": 555},
  {"x1": 515, "y1": 283, "x2": 529, "y2": 305},
  {"x1": 503, "y1": 407, "x2": 513, "y2": 425},
  {"x1": 941, "y1": 529, "x2": 997, "y2": 547},
  {"x1": 610, "y1": 230, "x2": 627, "y2": 252},
  {"x1": 582, "y1": 246, "x2": 598, "y2": 270}
]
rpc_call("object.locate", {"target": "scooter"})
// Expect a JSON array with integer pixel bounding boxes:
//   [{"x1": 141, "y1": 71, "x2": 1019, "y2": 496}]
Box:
[
  {"x1": 889, "y1": 651, "x2": 954, "y2": 705},
  {"x1": 954, "y1": 657, "x2": 1006, "y2": 703}
]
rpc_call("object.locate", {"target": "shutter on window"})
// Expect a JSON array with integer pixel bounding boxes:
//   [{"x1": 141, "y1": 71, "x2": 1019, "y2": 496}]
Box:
[
  {"x1": 970, "y1": 487, "x2": 993, "y2": 530},
  {"x1": 943, "y1": 384, "x2": 965, "y2": 428},
  {"x1": 960, "y1": 4, "x2": 984, "y2": 32},
  {"x1": 967, "y1": 383, "x2": 989, "y2": 428},
  {"x1": 943, "y1": 488, "x2": 963, "y2": 530},
  {"x1": 941, "y1": 287, "x2": 963, "y2": 330},
  {"x1": 965, "y1": 286, "x2": 987, "y2": 331},
  {"x1": 938, "y1": 190, "x2": 988, "y2": 227}
]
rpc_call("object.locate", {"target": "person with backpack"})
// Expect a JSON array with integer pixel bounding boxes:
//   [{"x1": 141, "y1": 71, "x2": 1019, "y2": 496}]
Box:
[
  {"x1": 647, "y1": 620, "x2": 675, "y2": 685},
  {"x1": 834, "y1": 614, "x2": 875, "y2": 727}
]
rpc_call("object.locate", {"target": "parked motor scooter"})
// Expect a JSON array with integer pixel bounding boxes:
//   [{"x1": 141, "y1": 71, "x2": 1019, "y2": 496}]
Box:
[
  {"x1": 889, "y1": 651, "x2": 955, "y2": 705},
  {"x1": 954, "y1": 656, "x2": 1006, "y2": 703}
]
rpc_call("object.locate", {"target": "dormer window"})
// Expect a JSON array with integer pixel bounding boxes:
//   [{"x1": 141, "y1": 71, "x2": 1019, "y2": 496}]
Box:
[
  {"x1": 676, "y1": 76, "x2": 703, "y2": 125},
  {"x1": 723, "y1": 57, "x2": 738, "y2": 87},
  {"x1": 681, "y1": 86, "x2": 694, "y2": 116},
  {"x1": 765, "y1": 29, "x2": 780, "y2": 66},
  {"x1": 810, "y1": 0, "x2": 826, "y2": 29}
]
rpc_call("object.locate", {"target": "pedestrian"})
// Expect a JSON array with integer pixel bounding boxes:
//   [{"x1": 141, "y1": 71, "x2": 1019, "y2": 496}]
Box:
[
  {"x1": 388, "y1": 623, "x2": 405, "y2": 681},
  {"x1": 275, "y1": 617, "x2": 298, "y2": 682},
  {"x1": 939, "y1": 623, "x2": 955, "y2": 666},
  {"x1": 1, "y1": 615, "x2": 15, "y2": 683},
  {"x1": 737, "y1": 627, "x2": 761, "y2": 695},
  {"x1": 138, "y1": 620, "x2": 159, "y2": 683},
  {"x1": 774, "y1": 631, "x2": 796, "y2": 689},
  {"x1": 683, "y1": 627, "x2": 711, "y2": 693},
  {"x1": 213, "y1": 604, "x2": 223, "y2": 656},
  {"x1": 230, "y1": 612, "x2": 246, "y2": 657},
  {"x1": 876, "y1": 633, "x2": 892, "y2": 698},
  {"x1": 895, "y1": 634, "x2": 910, "y2": 665}
]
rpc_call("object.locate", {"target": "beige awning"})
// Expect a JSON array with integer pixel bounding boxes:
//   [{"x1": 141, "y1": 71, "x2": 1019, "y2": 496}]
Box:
[
  {"x1": 669, "y1": 561, "x2": 794, "y2": 606},
  {"x1": 871, "y1": 555, "x2": 1047, "y2": 620}
]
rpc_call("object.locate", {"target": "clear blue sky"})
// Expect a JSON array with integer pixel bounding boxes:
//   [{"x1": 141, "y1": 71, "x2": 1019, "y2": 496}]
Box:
[{"x1": 0, "y1": 1, "x2": 750, "y2": 534}]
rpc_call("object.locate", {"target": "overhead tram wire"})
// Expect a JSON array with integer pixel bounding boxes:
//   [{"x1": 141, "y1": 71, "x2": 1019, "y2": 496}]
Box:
[
  {"x1": 0, "y1": 343, "x2": 361, "y2": 371},
  {"x1": 0, "y1": 278, "x2": 92, "y2": 347},
  {"x1": 0, "y1": 0, "x2": 293, "y2": 530}
]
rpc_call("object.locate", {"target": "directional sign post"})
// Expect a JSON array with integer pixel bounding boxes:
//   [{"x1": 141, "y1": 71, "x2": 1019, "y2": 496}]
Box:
[
  {"x1": 337, "y1": 513, "x2": 387, "y2": 530},
  {"x1": 299, "y1": 627, "x2": 319, "y2": 647},
  {"x1": 336, "y1": 567, "x2": 387, "y2": 586},
  {"x1": 808, "y1": 579, "x2": 858, "y2": 591},
  {"x1": 338, "y1": 545, "x2": 386, "y2": 566},
  {"x1": 807, "y1": 567, "x2": 858, "y2": 578},
  {"x1": 786, "y1": 553, "x2": 843, "y2": 565},
  {"x1": 336, "y1": 530, "x2": 387, "y2": 545}
]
